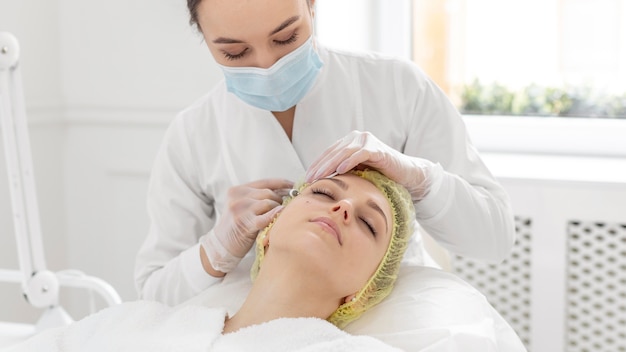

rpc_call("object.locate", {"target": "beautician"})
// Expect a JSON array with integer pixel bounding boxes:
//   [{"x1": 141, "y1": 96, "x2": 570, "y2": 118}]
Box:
[{"x1": 134, "y1": 0, "x2": 516, "y2": 305}]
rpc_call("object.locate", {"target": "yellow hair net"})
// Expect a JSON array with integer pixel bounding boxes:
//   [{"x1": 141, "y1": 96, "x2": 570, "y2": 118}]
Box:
[{"x1": 250, "y1": 169, "x2": 414, "y2": 329}]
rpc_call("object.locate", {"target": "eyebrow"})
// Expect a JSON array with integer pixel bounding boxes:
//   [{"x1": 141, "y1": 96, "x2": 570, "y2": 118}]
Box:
[
  {"x1": 367, "y1": 199, "x2": 389, "y2": 235},
  {"x1": 212, "y1": 15, "x2": 300, "y2": 44},
  {"x1": 212, "y1": 37, "x2": 244, "y2": 44},
  {"x1": 270, "y1": 15, "x2": 300, "y2": 36},
  {"x1": 327, "y1": 178, "x2": 390, "y2": 234}
]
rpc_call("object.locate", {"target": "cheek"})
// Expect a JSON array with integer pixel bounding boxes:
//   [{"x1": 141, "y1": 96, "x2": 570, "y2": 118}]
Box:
[
  {"x1": 268, "y1": 199, "x2": 310, "y2": 239},
  {"x1": 269, "y1": 212, "x2": 296, "y2": 239},
  {"x1": 344, "y1": 241, "x2": 383, "y2": 287}
]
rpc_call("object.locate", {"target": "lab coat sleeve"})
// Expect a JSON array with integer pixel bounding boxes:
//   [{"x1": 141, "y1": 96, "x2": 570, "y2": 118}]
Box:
[
  {"x1": 400, "y1": 65, "x2": 516, "y2": 263},
  {"x1": 134, "y1": 115, "x2": 221, "y2": 305}
]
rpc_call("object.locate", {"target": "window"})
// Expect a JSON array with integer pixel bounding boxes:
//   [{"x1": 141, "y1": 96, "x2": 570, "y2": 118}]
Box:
[
  {"x1": 412, "y1": 0, "x2": 626, "y2": 119},
  {"x1": 316, "y1": 0, "x2": 626, "y2": 156}
]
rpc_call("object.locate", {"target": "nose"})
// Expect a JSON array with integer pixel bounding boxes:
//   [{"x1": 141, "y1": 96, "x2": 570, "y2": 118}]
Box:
[
  {"x1": 255, "y1": 49, "x2": 282, "y2": 69},
  {"x1": 331, "y1": 200, "x2": 353, "y2": 223}
]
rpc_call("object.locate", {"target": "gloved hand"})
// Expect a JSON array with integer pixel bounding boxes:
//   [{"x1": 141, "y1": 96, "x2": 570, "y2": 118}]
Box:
[
  {"x1": 305, "y1": 130, "x2": 442, "y2": 201},
  {"x1": 201, "y1": 178, "x2": 293, "y2": 274}
]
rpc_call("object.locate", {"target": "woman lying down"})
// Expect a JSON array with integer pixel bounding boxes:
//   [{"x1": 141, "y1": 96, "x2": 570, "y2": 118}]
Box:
[{"x1": 9, "y1": 170, "x2": 414, "y2": 351}]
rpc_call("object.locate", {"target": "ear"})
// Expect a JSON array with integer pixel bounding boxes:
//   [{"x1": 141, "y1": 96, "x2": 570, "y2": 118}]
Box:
[
  {"x1": 343, "y1": 293, "x2": 357, "y2": 304},
  {"x1": 261, "y1": 231, "x2": 270, "y2": 248},
  {"x1": 261, "y1": 204, "x2": 286, "y2": 252}
]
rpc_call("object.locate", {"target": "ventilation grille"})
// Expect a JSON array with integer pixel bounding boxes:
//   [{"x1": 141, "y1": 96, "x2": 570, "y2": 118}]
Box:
[
  {"x1": 566, "y1": 220, "x2": 626, "y2": 352},
  {"x1": 452, "y1": 216, "x2": 532, "y2": 351}
]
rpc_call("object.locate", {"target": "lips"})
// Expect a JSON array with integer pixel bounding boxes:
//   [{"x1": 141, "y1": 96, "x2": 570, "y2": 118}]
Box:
[{"x1": 311, "y1": 217, "x2": 342, "y2": 245}]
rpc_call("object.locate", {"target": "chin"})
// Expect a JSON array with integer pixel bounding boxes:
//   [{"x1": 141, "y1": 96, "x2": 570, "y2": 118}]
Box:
[{"x1": 284, "y1": 232, "x2": 336, "y2": 263}]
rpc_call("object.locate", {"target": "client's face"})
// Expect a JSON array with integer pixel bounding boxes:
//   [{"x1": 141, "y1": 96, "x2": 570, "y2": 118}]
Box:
[{"x1": 267, "y1": 173, "x2": 393, "y2": 299}]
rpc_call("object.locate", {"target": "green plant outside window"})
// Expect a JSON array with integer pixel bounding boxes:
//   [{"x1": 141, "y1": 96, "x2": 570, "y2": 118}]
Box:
[{"x1": 460, "y1": 80, "x2": 626, "y2": 118}]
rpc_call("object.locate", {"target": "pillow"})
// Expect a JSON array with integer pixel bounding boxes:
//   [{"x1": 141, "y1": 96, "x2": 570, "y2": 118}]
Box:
[
  {"x1": 182, "y1": 255, "x2": 526, "y2": 351},
  {"x1": 344, "y1": 265, "x2": 526, "y2": 351}
]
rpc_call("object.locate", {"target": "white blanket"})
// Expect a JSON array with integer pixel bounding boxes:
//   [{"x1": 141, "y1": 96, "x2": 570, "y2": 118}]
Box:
[{"x1": 6, "y1": 301, "x2": 400, "y2": 352}]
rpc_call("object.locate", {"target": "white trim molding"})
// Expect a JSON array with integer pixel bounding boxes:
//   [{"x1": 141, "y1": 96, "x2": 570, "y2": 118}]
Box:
[{"x1": 464, "y1": 115, "x2": 626, "y2": 158}]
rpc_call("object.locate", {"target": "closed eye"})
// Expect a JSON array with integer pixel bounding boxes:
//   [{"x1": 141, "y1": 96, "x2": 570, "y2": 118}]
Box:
[
  {"x1": 360, "y1": 217, "x2": 377, "y2": 237},
  {"x1": 222, "y1": 48, "x2": 248, "y2": 61},
  {"x1": 311, "y1": 187, "x2": 335, "y2": 200},
  {"x1": 274, "y1": 32, "x2": 298, "y2": 46}
]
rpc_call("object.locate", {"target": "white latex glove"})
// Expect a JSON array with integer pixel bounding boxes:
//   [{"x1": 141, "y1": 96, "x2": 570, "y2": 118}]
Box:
[
  {"x1": 305, "y1": 130, "x2": 442, "y2": 202},
  {"x1": 201, "y1": 178, "x2": 293, "y2": 274}
]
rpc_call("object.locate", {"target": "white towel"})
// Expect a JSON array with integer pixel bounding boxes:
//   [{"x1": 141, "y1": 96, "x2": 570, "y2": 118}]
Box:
[{"x1": 213, "y1": 317, "x2": 403, "y2": 352}]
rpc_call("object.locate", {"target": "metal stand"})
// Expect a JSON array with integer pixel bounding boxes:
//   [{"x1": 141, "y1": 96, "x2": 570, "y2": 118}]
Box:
[{"x1": 0, "y1": 32, "x2": 121, "y2": 333}]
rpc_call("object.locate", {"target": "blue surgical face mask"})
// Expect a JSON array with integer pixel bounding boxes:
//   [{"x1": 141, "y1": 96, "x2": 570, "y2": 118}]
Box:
[{"x1": 218, "y1": 35, "x2": 323, "y2": 112}]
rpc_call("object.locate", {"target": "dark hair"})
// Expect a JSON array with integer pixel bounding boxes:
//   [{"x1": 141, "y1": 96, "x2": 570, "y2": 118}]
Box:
[
  {"x1": 187, "y1": 0, "x2": 201, "y2": 31},
  {"x1": 187, "y1": 0, "x2": 312, "y2": 32}
]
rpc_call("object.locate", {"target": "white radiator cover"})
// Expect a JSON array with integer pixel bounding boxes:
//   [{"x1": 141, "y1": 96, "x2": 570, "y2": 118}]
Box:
[
  {"x1": 566, "y1": 221, "x2": 626, "y2": 352},
  {"x1": 453, "y1": 216, "x2": 533, "y2": 349},
  {"x1": 452, "y1": 153, "x2": 626, "y2": 352}
]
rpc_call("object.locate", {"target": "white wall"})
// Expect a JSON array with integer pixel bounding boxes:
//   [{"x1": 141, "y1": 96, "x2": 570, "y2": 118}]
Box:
[
  {"x1": 316, "y1": 0, "x2": 412, "y2": 58},
  {"x1": 1, "y1": 0, "x2": 222, "y2": 323},
  {"x1": 56, "y1": 0, "x2": 219, "y2": 318}
]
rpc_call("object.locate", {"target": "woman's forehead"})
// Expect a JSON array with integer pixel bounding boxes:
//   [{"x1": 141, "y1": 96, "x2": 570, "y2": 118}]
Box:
[{"x1": 199, "y1": 0, "x2": 307, "y2": 37}]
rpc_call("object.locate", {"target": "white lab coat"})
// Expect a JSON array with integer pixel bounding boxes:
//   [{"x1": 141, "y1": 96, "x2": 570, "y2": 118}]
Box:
[{"x1": 134, "y1": 43, "x2": 516, "y2": 305}]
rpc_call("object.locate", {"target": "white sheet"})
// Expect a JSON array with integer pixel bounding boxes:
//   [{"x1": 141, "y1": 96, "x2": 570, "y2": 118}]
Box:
[{"x1": 5, "y1": 302, "x2": 224, "y2": 352}]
